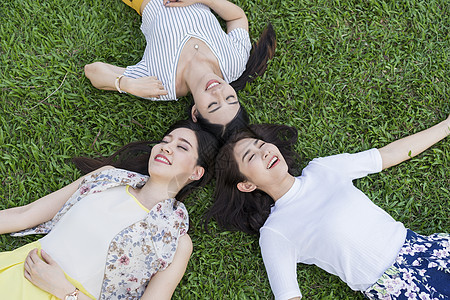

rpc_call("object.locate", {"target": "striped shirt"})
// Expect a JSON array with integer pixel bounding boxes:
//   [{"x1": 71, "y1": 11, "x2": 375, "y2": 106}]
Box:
[{"x1": 123, "y1": 1, "x2": 252, "y2": 101}]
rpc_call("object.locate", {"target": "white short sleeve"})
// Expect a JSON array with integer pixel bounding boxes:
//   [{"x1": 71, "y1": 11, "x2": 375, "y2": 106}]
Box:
[
  {"x1": 311, "y1": 148, "x2": 382, "y2": 180},
  {"x1": 260, "y1": 228, "x2": 302, "y2": 300},
  {"x1": 227, "y1": 27, "x2": 252, "y2": 60}
]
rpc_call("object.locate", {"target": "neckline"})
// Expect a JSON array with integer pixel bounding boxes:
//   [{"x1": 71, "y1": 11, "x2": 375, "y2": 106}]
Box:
[
  {"x1": 126, "y1": 185, "x2": 150, "y2": 213},
  {"x1": 274, "y1": 177, "x2": 301, "y2": 207}
]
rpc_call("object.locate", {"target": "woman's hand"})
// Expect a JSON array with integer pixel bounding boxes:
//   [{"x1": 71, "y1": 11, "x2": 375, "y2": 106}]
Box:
[
  {"x1": 24, "y1": 249, "x2": 76, "y2": 299},
  {"x1": 121, "y1": 76, "x2": 169, "y2": 99},
  {"x1": 163, "y1": 0, "x2": 204, "y2": 8},
  {"x1": 163, "y1": 0, "x2": 248, "y2": 33}
]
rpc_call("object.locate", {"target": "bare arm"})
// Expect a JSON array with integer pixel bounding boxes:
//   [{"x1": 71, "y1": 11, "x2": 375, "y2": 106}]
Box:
[
  {"x1": 165, "y1": 0, "x2": 248, "y2": 33},
  {"x1": 378, "y1": 115, "x2": 450, "y2": 170},
  {"x1": 0, "y1": 166, "x2": 113, "y2": 235},
  {"x1": 84, "y1": 62, "x2": 168, "y2": 98},
  {"x1": 141, "y1": 234, "x2": 193, "y2": 299}
]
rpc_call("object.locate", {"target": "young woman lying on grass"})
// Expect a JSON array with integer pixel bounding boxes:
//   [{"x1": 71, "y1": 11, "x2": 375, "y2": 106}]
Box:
[
  {"x1": 85, "y1": 0, "x2": 276, "y2": 139},
  {"x1": 207, "y1": 116, "x2": 450, "y2": 299},
  {"x1": 0, "y1": 119, "x2": 218, "y2": 300}
]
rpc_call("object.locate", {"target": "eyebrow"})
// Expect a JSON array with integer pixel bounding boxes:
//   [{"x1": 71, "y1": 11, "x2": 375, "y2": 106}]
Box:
[
  {"x1": 226, "y1": 95, "x2": 238, "y2": 103},
  {"x1": 208, "y1": 96, "x2": 239, "y2": 114},
  {"x1": 241, "y1": 139, "x2": 258, "y2": 162},
  {"x1": 179, "y1": 138, "x2": 193, "y2": 148},
  {"x1": 165, "y1": 135, "x2": 193, "y2": 148}
]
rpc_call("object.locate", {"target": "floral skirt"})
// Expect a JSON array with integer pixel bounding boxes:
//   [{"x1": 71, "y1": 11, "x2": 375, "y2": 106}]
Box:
[
  {"x1": 364, "y1": 229, "x2": 450, "y2": 299},
  {"x1": 0, "y1": 241, "x2": 93, "y2": 299}
]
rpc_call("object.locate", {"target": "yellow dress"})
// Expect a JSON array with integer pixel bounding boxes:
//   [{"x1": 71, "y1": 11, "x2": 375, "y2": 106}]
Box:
[
  {"x1": 122, "y1": 0, "x2": 145, "y2": 15},
  {"x1": 0, "y1": 241, "x2": 93, "y2": 299}
]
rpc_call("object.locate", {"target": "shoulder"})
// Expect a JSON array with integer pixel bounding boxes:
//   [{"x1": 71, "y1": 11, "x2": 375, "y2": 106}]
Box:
[
  {"x1": 227, "y1": 27, "x2": 251, "y2": 48},
  {"x1": 259, "y1": 227, "x2": 293, "y2": 251},
  {"x1": 311, "y1": 149, "x2": 380, "y2": 165},
  {"x1": 97, "y1": 165, "x2": 115, "y2": 172},
  {"x1": 172, "y1": 200, "x2": 189, "y2": 220}
]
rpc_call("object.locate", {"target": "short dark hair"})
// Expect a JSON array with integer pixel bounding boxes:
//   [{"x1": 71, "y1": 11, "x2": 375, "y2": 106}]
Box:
[
  {"x1": 73, "y1": 119, "x2": 219, "y2": 201},
  {"x1": 205, "y1": 124, "x2": 300, "y2": 235}
]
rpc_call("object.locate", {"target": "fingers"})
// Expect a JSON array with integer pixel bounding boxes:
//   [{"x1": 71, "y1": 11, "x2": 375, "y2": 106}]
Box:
[
  {"x1": 151, "y1": 81, "x2": 168, "y2": 97},
  {"x1": 24, "y1": 259, "x2": 31, "y2": 276},
  {"x1": 26, "y1": 248, "x2": 39, "y2": 264},
  {"x1": 164, "y1": 0, "x2": 186, "y2": 7},
  {"x1": 24, "y1": 248, "x2": 40, "y2": 281},
  {"x1": 40, "y1": 249, "x2": 55, "y2": 265}
]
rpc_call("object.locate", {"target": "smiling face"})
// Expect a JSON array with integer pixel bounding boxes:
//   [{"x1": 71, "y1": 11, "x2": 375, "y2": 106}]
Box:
[
  {"x1": 149, "y1": 128, "x2": 204, "y2": 185},
  {"x1": 191, "y1": 74, "x2": 241, "y2": 126},
  {"x1": 233, "y1": 138, "x2": 289, "y2": 192}
]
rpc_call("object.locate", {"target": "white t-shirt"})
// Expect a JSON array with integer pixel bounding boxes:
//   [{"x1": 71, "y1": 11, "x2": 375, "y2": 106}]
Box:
[
  {"x1": 40, "y1": 185, "x2": 148, "y2": 297},
  {"x1": 259, "y1": 149, "x2": 407, "y2": 299}
]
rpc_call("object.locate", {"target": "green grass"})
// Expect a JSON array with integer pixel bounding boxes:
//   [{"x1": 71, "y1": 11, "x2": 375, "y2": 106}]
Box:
[{"x1": 1, "y1": 0, "x2": 449, "y2": 298}]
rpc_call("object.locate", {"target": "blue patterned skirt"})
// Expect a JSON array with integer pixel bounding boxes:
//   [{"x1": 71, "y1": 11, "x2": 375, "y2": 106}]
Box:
[{"x1": 364, "y1": 229, "x2": 450, "y2": 299}]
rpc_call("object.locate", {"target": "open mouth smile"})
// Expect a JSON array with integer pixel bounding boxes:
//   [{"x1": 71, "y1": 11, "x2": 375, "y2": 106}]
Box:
[
  {"x1": 205, "y1": 80, "x2": 220, "y2": 91},
  {"x1": 155, "y1": 154, "x2": 171, "y2": 165},
  {"x1": 267, "y1": 156, "x2": 279, "y2": 169}
]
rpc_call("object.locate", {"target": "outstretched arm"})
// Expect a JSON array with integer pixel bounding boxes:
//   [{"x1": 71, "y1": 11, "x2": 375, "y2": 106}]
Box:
[
  {"x1": 141, "y1": 234, "x2": 193, "y2": 299},
  {"x1": 378, "y1": 115, "x2": 450, "y2": 170},
  {"x1": 165, "y1": 0, "x2": 248, "y2": 33},
  {"x1": 84, "y1": 62, "x2": 168, "y2": 99},
  {"x1": 0, "y1": 166, "x2": 113, "y2": 235}
]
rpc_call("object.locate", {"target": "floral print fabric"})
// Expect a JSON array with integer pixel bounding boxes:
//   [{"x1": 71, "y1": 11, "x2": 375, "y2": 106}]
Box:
[
  {"x1": 364, "y1": 230, "x2": 450, "y2": 300},
  {"x1": 11, "y1": 168, "x2": 189, "y2": 299},
  {"x1": 12, "y1": 168, "x2": 149, "y2": 237},
  {"x1": 100, "y1": 198, "x2": 188, "y2": 299}
]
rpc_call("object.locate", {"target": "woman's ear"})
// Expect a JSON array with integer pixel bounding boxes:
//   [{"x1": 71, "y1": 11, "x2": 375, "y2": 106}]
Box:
[
  {"x1": 237, "y1": 181, "x2": 257, "y2": 193},
  {"x1": 189, "y1": 166, "x2": 205, "y2": 181},
  {"x1": 191, "y1": 105, "x2": 198, "y2": 122}
]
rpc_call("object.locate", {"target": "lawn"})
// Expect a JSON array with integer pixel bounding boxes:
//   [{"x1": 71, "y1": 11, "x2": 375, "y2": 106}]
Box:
[{"x1": 0, "y1": 0, "x2": 449, "y2": 299}]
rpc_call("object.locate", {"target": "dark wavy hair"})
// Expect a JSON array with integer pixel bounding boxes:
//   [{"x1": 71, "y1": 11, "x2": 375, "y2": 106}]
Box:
[
  {"x1": 195, "y1": 104, "x2": 250, "y2": 145},
  {"x1": 230, "y1": 23, "x2": 277, "y2": 91},
  {"x1": 72, "y1": 119, "x2": 219, "y2": 202},
  {"x1": 205, "y1": 124, "x2": 301, "y2": 235}
]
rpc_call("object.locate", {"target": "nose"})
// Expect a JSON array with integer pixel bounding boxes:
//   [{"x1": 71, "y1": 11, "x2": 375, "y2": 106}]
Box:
[
  {"x1": 211, "y1": 85, "x2": 225, "y2": 97},
  {"x1": 262, "y1": 148, "x2": 270, "y2": 159},
  {"x1": 161, "y1": 143, "x2": 173, "y2": 155}
]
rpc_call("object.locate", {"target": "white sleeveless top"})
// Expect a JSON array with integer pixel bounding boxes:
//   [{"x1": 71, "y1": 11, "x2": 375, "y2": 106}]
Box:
[{"x1": 40, "y1": 185, "x2": 148, "y2": 297}]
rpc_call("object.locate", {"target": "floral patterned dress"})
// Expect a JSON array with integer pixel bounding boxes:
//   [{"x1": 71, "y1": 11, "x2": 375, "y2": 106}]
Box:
[{"x1": 364, "y1": 230, "x2": 450, "y2": 300}]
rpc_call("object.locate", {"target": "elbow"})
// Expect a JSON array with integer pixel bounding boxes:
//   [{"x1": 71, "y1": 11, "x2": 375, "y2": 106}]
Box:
[{"x1": 239, "y1": 9, "x2": 248, "y2": 27}]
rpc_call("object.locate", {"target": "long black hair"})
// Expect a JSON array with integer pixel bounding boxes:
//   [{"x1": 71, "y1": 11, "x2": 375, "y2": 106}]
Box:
[
  {"x1": 73, "y1": 119, "x2": 219, "y2": 202},
  {"x1": 230, "y1": 23, "x2": 277, "y2": 91},
  {"x1": 205, "y1": 124, "x2": 300, "y2": 235}
]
